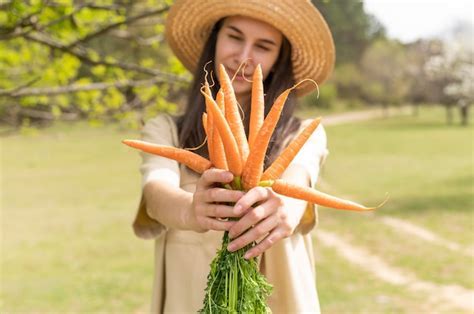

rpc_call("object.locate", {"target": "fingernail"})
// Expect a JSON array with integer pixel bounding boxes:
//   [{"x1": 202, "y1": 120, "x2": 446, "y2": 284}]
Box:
[
  {"x1": 227, "y1": 243, "x2": 236, "y2": 251},
  {"x1": 244, "y1": 252, "x2": 252, "y2": 259}
]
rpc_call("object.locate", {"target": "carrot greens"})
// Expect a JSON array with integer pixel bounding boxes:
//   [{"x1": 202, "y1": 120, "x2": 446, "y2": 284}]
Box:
[{"x1": 200, "y1": 232, "x2": 272, "y2": 313}]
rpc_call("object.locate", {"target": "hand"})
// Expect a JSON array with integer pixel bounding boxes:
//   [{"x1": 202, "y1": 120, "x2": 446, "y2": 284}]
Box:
[
  {"x1": 191, "y1": 168, "x2": 245, "y2": 232},
  {"x1": 226, "y1": 186, "x2": 297, "y2": 259}
]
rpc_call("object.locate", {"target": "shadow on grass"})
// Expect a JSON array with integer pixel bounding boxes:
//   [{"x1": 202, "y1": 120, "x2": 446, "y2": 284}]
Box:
[{"x1": 384, "y1": 192, "x2": 473, "y2": 214}]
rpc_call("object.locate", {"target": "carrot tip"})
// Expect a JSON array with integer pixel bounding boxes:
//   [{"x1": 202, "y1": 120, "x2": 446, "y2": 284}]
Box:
[
  {"x1": 122, "y1": 139, "x2": 138, "y2": 147},
  {"x1": 376, "y1": 193, "x2": 390, "y2": 209},
  {"x1": 363, "y1": 193, "x2": 390, "y2": 211}
]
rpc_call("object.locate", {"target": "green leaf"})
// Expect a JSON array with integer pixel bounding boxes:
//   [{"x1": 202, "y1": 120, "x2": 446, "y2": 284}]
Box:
[{"x1": 91, "y1": 65, "x2": 106, "y2": 77}]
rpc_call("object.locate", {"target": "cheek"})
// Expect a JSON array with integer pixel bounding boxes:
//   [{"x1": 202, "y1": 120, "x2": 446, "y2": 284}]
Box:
[
  {"x1": 215, "y1": 37, "x2": 236, "y2": 64},
  {"x1": 215, "y1": 34, "x2": 229, "y2": 64},
  {"x1": 258, "y1": 51, "x2": 281, "y2": 80}
]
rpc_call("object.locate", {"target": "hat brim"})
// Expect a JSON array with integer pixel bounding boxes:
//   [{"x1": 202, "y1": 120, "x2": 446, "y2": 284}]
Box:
[{"x1": 166, "y1": 0, "x2": 335, "y2": 97}]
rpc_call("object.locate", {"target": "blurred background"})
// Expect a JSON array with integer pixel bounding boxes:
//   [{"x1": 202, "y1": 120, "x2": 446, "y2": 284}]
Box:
[{"x1": 1, "y1": 0, "x2": 472, "y2": 312}]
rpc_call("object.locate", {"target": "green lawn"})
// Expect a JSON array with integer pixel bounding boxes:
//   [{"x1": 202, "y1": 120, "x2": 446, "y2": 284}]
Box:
[
  {"x1": 2, "y1": 123, "x2": 152, "y2": 312},
  {"x1": 1, "y1": 106, "x2": 473, "y2": 312},
  {"x1": 315, "y1": 106, "x2": 473, "y2": 312}
]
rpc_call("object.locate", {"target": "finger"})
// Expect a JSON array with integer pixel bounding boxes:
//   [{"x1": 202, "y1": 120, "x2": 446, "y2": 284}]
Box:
[
  {"x1": 243, "y1": 228, "x2": 287, "y2": 259},
  {"x1": 228, "y1": 198, "x2": 279, "y2": 239},
  {"x1": 197, "y1": 168, "x2": 234, "y2": 191},
  {"x1": 201, "y1": 217, "x2": 235, "y2": 231},
  {"x1": 202, "y1": 203, "x2": 243, "y2": 218},
  {"x1": 233, "y1": 186, "x2": 271, "y2": 214},
  {"x1": 227, "y1": 214, "x2": 278, "y2": 252},
  {"x1": 203, "y1": 188, "x2": 244, "y2": 203}
]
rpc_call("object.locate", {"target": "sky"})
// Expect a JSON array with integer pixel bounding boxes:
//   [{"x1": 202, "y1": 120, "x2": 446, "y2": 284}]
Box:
[{"x1": 364, "y1": 0, "x2": 473, "y2": 43}]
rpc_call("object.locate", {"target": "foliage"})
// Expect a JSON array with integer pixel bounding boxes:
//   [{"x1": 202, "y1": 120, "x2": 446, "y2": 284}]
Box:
[
  {"x1": 0, "y1": 1, "x2": 471, "y2": 127},
  {"x1": 424, "y1": 23, "x2": 474, "y2": 105},
  {"x1": 200, "y1": 232, "x2": 272, "y2": 313},
  {"x1": 300, "y1": 81, "x2": 338, "y2": 110},
  {"x1": 311, "y1": 0, "x2": 386, "y2": 65},
  {"x1": 359, "y1": 39, "x2": 410, "y2": 105},
  {"x1": 332, "y1": 63, "x2": 364, "y2": 101},
  {"x1": 0, "y1": 0, "x2": 186, "y2": 128}
]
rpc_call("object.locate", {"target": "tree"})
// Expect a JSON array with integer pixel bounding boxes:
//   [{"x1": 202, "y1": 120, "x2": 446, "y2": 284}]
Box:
[
  {"x1": 403, "y1": 39, "x2": 444, "y2": 115},
  {"x1": 359, "y1": 39, "x2": 410, "y2": 109},
  {"x1": 0, "y1": 0, "x2": 188, "y2": 129},
  {"x1": 423, "y1": 21, "x2": 473, "y2": 125},
  {"x1": 311, "y1": 0, "x2": 386, "y2": 65}
]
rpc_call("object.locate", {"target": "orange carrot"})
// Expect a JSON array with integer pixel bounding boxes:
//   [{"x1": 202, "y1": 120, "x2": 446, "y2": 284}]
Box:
[
  {"x1": 122, "y1": 139, "x2": 212, "y2": 173},
  {"x1": 200, "y1": 87, "x2": 242, "y2": 176},
  {"x1": 212, "y1": 89, "x2": 228, "y2": 170},
  {"x1": 261, "y1": 117, "x2": 322, "y2": 181},
  {"x1": 249, "y1": 64, "x2": 264, "y2": 150},
  {"x1": 216, "y1": 89, "x2": 225, "y2": 114},
  {"x1": 270, "y1": 179, "x2": 377, "y2": 211},
  {"x1": 202, "y1": 85, "x2": 217, "y2": 165},
  {"x1": 202, "y1": 111, "x2": 217, "y2": 165},
  {"x1": 202, "y1": 112, "x2": 208, "y2": 135},
  {"x1": 241, "y1": 87, "x2": 292, "y2": 191},
  {"x1": 218, "y1": 64, "x2": 249, "y2": 165}
]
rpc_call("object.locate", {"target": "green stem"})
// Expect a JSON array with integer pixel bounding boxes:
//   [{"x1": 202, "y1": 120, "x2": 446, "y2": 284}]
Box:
[
  {"x1": 258, "y1": 180, "x2": 274, "y2": 187},
  {"x1": 232, "y1": 176, "x2": 242, "y2": 190}
]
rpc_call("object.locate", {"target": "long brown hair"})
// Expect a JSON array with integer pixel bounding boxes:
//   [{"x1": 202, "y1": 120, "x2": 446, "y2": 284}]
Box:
[{"x1": 176, "y1": 20, "x2": 301, "y2": 169}]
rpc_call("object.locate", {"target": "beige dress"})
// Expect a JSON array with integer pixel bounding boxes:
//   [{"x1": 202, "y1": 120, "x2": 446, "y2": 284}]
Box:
[{"x1": 132, "y1": 114, "x2": 328, "y2": 313}]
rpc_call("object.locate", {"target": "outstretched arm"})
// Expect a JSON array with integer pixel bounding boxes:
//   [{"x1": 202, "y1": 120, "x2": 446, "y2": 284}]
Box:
[{"x1": 143, "y1": 168, "x2": 245, "y2": 233}]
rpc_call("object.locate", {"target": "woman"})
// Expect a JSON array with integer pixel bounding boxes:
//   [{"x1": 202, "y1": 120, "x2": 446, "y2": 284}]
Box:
[{"x1": 132, "y1": 0, "x2": 335, "y2": 312}]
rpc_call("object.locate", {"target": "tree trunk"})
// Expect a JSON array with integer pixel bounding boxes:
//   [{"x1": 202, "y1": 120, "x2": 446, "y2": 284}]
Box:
[
  {"x1": 459, "y1": 102, "x2": 470, "y2": 126},
  {"x1": 446, "y1": 104, "x2": 453, "y2": 125}
]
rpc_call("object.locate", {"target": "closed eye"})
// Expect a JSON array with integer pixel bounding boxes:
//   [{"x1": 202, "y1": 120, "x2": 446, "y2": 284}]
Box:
[
  {"x1": 256, "y1": 45, "x2": 271, "y2": 51},
  {"x1": 228, "y1": 34, "x2": 242, "y2": 41}
]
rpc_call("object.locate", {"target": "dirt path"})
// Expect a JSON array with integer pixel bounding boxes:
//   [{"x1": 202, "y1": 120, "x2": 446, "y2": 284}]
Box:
[
  {"x1": 315, "y1": 229, "x2": 474, "y2": 312},
  {"x1": 380, "y1": 216, "x2": 474, "y2": 257},
  {"x1": 323, "y1": 105, "x2": 412, "y2": 126},
  {"x1": 317, "y1": 178, "x2": 473, "y2": 257}
]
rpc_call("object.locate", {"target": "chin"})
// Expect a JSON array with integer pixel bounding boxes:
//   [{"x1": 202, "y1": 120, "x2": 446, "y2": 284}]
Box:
[{"x1": 232, "y1": 80, "x2": 251, "y2": 95}]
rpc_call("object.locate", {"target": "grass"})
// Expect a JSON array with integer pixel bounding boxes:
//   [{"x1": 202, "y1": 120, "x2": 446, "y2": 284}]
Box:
[
  {"x1": 314, "y1": 106, "x2": 473, "y2": 309},
  {"x1": 2, "y1": 122, "x2": 152, "y2": 312},
  {"x1": 314, "y1": 244, "x2": 429, "y2": 313},
  {"x1": 1, "y1": 106, "x2": 473, "y2": 312}
]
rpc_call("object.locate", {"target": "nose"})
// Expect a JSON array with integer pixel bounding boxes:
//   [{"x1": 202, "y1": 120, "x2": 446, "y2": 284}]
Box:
[{"x1": 234, "y1": 42, "x2": 254, "y2": 66}]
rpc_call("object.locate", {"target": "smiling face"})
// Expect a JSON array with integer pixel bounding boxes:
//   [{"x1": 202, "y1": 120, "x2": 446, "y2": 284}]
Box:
[{"x1": 215, "y1": 16, "x2": 283, "y2": 105}]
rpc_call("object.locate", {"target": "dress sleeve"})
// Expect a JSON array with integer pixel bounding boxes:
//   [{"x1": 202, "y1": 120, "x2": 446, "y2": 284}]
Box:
[
  {"x1": 140, "y1": 115, "x2": 180, "y2": 188},
  {"x1": 283, "y1": 119, "x2": 329, "y2": 234},
  {"x1": 132, "y1": 114, "x2": 180, "y2": 239}
]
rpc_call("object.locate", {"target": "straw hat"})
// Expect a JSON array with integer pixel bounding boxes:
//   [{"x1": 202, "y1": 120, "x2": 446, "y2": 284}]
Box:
[{"x1": 165, "y1": 0, "x2": 335, "y2": 97}]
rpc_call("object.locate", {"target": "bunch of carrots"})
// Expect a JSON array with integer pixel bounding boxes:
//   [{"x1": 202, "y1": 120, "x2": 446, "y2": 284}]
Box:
[{"x1": 123, "y1": 63, "x2": 383, "y2": 312}]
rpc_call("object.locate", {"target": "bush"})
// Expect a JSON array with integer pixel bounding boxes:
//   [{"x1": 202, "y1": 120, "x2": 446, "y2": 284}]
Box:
[{"x1": 300, "y1": 81, "x2": 338, "y2": 109}]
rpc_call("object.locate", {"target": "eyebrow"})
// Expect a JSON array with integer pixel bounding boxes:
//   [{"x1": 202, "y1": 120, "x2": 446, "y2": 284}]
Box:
[{"x1": 226, "y1": 25, "x2": 278, "y2": 46}]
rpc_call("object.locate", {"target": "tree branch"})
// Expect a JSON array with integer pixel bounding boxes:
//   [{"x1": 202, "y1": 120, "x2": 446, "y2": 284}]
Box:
[
  {"x1": 17, "y1": 107, "x2": 79, "y2": 120},
  {"x1": 66, "y1": 5, "x2": 170, "y2": 49},
  {"x1": 109, "y1": 29, "x2": 165, "y2": 46},
  {"x1": 0, "y1": 3, "x2": 135, "y2": 40},
  {"x1": 23, "y1": 32, "x2": 188, "y2": 81},
  {"x1": 0, "y1": 2, "x2": 46, "y2": 39},
  {"x1": 0, "y1": 76, "x2": 186, "y2": 97}
]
